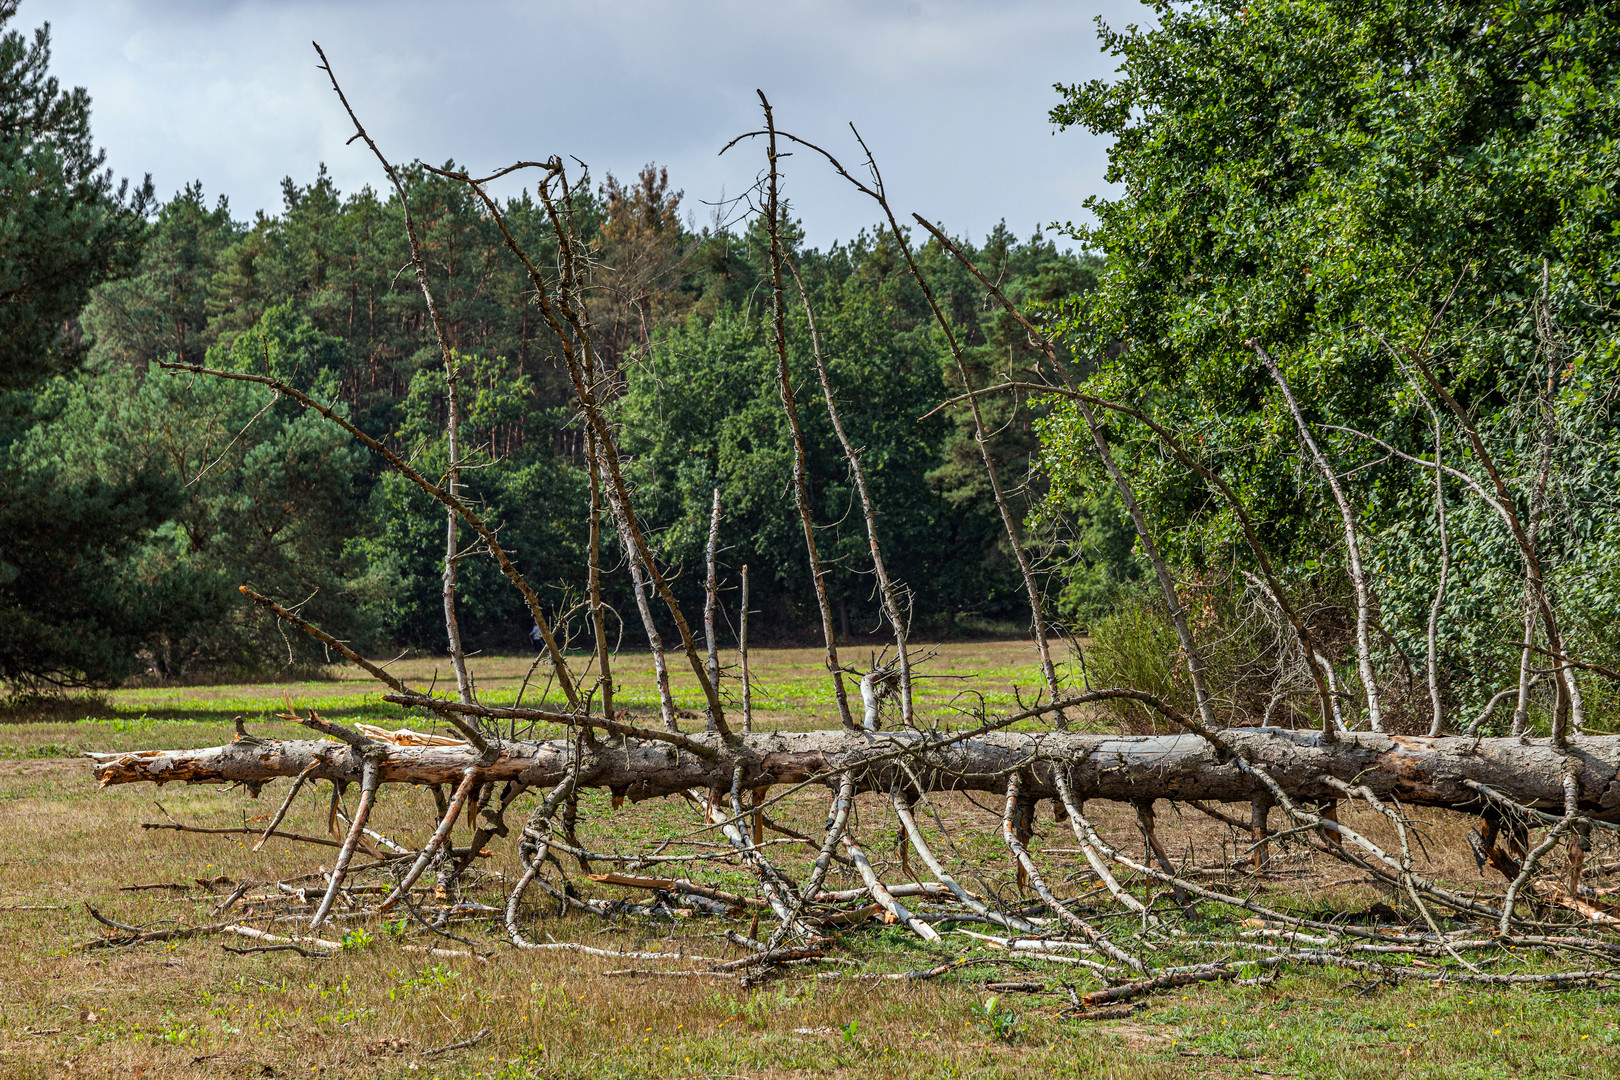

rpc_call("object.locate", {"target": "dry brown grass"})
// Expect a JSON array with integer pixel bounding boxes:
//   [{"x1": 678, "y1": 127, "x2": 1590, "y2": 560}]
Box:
[{"x1": 2, "y1": 646, "x2": 1617, "y2": 1078}]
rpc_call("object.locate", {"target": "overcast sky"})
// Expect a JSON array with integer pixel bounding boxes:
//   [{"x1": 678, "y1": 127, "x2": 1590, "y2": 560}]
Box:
[{"x1": 33, "y1": 0, "x2": 1137, "y2": 248}]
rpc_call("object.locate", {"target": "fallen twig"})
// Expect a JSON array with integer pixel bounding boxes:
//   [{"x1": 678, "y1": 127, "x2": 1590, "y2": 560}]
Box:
[
  {"x1": 223, "y1": 924, "x2": 341, "y2": 952},
  {"x1": 1063, "y1": 1005, "x2": 1135, "y2": 1021},
  {"x1": 222, "y1": 943, "x2": 324, "y2": 958},
  {"x1": 422, "y1": 1028, "x2": 491, "y2": 1057}
]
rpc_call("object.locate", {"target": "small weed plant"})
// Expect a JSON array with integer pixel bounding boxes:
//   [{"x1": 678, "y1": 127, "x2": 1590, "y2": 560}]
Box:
[{"x1": 971, "y1": 995, "x2": 1020, "y2": 1043}]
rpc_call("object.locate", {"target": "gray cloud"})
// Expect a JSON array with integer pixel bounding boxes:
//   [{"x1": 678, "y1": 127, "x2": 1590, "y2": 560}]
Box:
[{"x1": 34, "y1": 0, "x2": 1134, "y2": 245}]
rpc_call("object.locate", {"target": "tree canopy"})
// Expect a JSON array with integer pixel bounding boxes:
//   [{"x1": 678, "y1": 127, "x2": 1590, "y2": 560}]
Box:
[
  {"x1": 1043, "y1": 0, "x2": 1620, "y2": 724},
  {"x1": 0, "y1": 1, "x2": 157, "y2": 687},
  {"x1": 1, "y1": 23, "x2": 1096, "y2": 685}
]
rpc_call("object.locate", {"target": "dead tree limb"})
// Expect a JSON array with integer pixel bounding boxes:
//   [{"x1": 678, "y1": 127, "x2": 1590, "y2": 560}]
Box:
[
  {"x1": 1001, "y1": 774, "x2": 1145, "y2": 971},
  {"x1": 725, "y1": 122, "x2": 1068, "y2": 725},
  {"x1": 428, "y1": 160, "x2": 729, "y2": 737},
  {"x1": 934, "y1": 380, "x2": 1343, "y2": 736},
  {"x1": 703, "y1": 487, "x2": 723, "y2": 734},
  {"x1": 95, "y1": 88, "x2": 1620, "y2": 997},
  {"x1": 785, "y1": 254, "x2": 915, "y2": 726},
  {"x1": 908, "y1": 217, "x2": 1213, "y2": 731},
  {"x1": 379, "y1": 766, "x2": 479, "y2": 913},
  {"x1": 1252, "y1": 341, "x2": 1384, "y2": 732},
  {"x1": 584, "y1": 427, "x2": 615, "y2": 727},
  {"x1": 740, "y1": 565, "x2": 753, "y2": 732},
  {"x1": 309, "y1": 44, "x2": 578, "y2": 714},
  {"x1": 755, "y1": 93, "x2": 857, "y2": 731},
  {"x1": 891, "y1": 783, "x2": 1036, "y2": 935},
  {"x1": 310, "y1": 748, "x2": 382, "y2": 928}
]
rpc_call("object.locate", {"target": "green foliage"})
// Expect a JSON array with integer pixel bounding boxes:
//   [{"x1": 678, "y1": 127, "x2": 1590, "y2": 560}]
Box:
[
  {"x1": 1083, "y1": 592, "x2": 1182, "y2": 731},
  {"x1": 621, "y1": 222, "x2": 1098, "y2": 635},
  {"x1": 352, "y1": 444, "x2": 588, "y2": 652},
  {"x1": 619, "y1": 283, "x2": 977, "y2": 632},
  {"x1": 81, "y1": 181, "x2": 239, "y2": 369},
  {"x1": 340, "y1": 927, "x2": 374, "y2": 951},
  {"x1": 20, "y1": 307, "x2": 378, "y2": 676},
  {"x1": 0, "y1": 4, "x2": 150, "y2": 391},
  {"x1": 0, "y1": 453, "x2": 178, "y2": 686},
  {"x1": 1045, "y1": 0, "x2": 1620, "y2": 727},
  {"x1": 1085, "y1": 584, "x2": 1340, "y2": 732},
  {"x1": 0, "y1": 3, "x2": 161, "y2": 687},
  {"x1": 4, "y1": 4, "x2": 1101, "y2": 679},
  {"x1": 970, "y1": 995, "x2": 1021, "y2": 1043},
  {"x1": 1042, "y1": 485, "x2": 1140, "y2": 631}
]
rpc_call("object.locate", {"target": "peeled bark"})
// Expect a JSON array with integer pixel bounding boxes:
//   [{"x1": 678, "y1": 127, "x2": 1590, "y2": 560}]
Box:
[{"x1": 90, "y1": 730, "x2": 1620, "y2": 822}]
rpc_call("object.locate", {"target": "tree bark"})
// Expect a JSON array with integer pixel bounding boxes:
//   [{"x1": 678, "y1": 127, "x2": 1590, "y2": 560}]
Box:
[{"x1": 90, "y1": 731, "x2": 1620, "y2": 821}]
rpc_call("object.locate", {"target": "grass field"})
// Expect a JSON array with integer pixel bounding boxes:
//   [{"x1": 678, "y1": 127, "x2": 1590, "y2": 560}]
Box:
[{"x1": 2, "y1": 642, "x2": 1616, "y2": 1078}]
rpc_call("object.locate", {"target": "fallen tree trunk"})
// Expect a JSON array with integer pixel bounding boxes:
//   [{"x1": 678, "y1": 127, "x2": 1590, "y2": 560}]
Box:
[
  {"x1": 90, "y1": 729, "x2": 1620, "y2": 819},
  {"x1": 71, "y1": 79, "x2": 1620, "y2": 1009}
]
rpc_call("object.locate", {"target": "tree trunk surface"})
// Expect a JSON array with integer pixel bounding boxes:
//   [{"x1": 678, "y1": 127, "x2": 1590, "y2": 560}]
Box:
[{"x1": 90, "y1": 730, "x2": 1620, "y2": 820}]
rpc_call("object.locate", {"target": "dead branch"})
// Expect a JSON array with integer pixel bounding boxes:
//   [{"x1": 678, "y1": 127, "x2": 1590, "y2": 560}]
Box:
[{"x1": 756, "y1": 93, "x2": 856, "y2": 732}]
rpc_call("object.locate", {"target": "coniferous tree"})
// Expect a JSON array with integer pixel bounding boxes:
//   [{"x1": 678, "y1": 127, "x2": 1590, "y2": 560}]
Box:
[{"x1": 0, "y1": 2, "x2": 161, "y2": 687}]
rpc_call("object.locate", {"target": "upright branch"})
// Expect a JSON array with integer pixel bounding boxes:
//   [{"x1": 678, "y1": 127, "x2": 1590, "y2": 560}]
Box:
[
  {"x1": 755, "y1": 91, "x2": 856, "y2": 731},
  {"x1": 440, "y1": 351, "x2": 473, "y2": 707},
  {"x1": 740, "y1": 565, "x2": 753, "y2": 732},
  {"x1": 1365, "y1": 324, "x2": 1572, "y2": 739},
  {"x1": 584, "y1": 427, "x2": 615, "y2": 725},
  {"x1": 1511, "y1": 359, "x2": 1563, "y2": 736},
  {"x1": 1075, "y1": 399, "x2": 1220, "y2": 731},
  {"x1": 307, "y1": 43, "x2": 579, "y2": 714},
  {"x1": 1526, "y1": 276, "x2": 1580, "y2": 734},
  {"x1": 1401, "y1": 344, "x2": 1579, "y2": 743},
  {"x1": 785, "y1": 255, "x2": 915, "y2": 727},
  {"x1": 1512, "y1": 589, "x2": 1540, "y2": 738},
  {"x1": 1420, "y1": 377, "x2": 1451, "y2": 736},
  {"x1": 703, "y1": 487, "x2": 724, "y2": 734},
  {"x1": 934, "y1": 379, "x2": 1340, "y2": 738},
  {"x1": 1251, "y1": 342, "x2": 1383, "y2": 731},
  {"x1": 429, "y1": 158, "x2": 731, "y2": 739},
  {"x1": 727, "y1": 122, "x2": 1067, "y2": 725},
  {"x1": 538, "y1": 170, "x2": 729, "y2": 737},
  {"x1": 1085, "y1": 392, "x2": 1341, "y2": 739},
  {"x1": 320, "y1": 41, "x2": 474, "y2": 705},
  {"x1": 599, "y1": 437, "x2": 676, "y2": 730},
  {"x1": 911, "y1": 217, "x2": 1217, "y2": 732}
]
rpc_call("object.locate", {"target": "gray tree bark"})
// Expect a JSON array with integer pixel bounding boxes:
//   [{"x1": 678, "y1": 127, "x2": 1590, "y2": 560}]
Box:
[{"x1": 90, "y1": 730, "x2": 1620, "y2": 821}]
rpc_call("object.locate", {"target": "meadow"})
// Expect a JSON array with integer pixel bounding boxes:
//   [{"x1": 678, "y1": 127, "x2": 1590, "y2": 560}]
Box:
[{"x1": 2, "y1": 642, "x2": 1615, "y2": 1079}]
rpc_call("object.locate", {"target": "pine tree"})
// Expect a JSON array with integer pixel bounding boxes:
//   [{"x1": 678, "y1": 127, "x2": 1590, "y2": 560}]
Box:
[{"x1": 0, "y1": 1, "x2": 162, "y2": 688}]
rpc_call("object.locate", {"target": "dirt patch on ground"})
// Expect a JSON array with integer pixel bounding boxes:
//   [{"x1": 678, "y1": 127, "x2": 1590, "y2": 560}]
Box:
[{"x1": 0, "y1": 755, "x2": 84, "y2": 779}]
